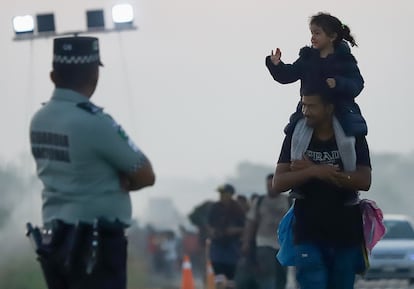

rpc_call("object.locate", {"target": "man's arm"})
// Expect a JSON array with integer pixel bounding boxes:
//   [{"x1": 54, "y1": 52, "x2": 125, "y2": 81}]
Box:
[
  {"x1": 273, "y1": 132, "x2": 323, "y2": 193},
  {"x1": 121, "y1": 161, "x2": 155, "y2": 191},
  {"x1": 273, "y1": 163, "x2": 311, "y2": 193},
  {"x1": 93, "y1": 114, "x2": 156, "y2": 192},
  {"x1": 333, "y1": 166, "x2": 371, "y2": 191},
  {"x1": 265, "y1": 57, "x2": 302, "y2": 84},
  {"x1": 333, "y1": 136, "x2": 372, "y2": 191},
  {"x1": 273, "y1": 162, "x2": 341, "y2": 193},
  {"x1": 275, "y1": 159, "x2": 371, "y2": 192}
]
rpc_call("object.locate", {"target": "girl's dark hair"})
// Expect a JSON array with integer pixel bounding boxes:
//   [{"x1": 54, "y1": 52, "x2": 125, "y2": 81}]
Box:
[{"x1": 310, "y1": 12, "x2": 358, "y2": 47}]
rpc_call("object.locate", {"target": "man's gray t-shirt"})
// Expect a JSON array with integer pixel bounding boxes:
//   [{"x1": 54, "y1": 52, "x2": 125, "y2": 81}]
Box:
[{"x1": 247, "y1": 194, "x2": 289, "y2": 249}]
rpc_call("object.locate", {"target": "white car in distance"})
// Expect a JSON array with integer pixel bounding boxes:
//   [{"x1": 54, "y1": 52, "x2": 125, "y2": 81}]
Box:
[{"x1": 365, "y1": 214, "x2": 414, "y2": 283}]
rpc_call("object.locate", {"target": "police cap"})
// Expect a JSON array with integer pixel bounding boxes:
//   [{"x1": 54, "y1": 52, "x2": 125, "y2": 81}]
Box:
[{"x1": 53, "y1": 36, "x2": 103, "y2": 66}]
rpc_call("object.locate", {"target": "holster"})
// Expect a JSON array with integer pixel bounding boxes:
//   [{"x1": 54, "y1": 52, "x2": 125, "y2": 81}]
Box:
[
  {"x1": 26, "y1": 220, "x2": 68, "y2": 289},
  {"x1": 26, "y1": 218, "x2": 126, "y2": 289}
]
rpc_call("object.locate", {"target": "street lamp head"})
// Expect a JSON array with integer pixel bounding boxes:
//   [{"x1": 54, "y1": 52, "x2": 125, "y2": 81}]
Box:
[
  {"x1": 13, "y1": 15, "x2": 34, "y2": 35},
  {"x1": 86, "y1": 10, "x2": 105, "y2": 31},
  {"x1": 37, "y1": 13, "x2": 56, "y2": 34},
  {"x1": 112, "y1": 4, "x2": 134, "y2": 29}
]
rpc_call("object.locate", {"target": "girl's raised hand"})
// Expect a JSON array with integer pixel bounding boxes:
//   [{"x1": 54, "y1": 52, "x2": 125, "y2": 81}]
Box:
[{"x1": 270, "y1": 48, "x2": 282, "y2": 65}]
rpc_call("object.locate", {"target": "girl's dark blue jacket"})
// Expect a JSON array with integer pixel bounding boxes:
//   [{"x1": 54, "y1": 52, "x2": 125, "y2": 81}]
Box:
[{"x1": 265, "y1": 41, "x2": 367, "y2": 136}]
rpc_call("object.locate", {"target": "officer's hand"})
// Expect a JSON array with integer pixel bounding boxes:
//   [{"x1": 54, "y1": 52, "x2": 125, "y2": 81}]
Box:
[
  {"x1": 326, "y1": 78, "x2": 336, "y2": 88},
  {"x1": 270, "y1": 48, "x2": 282, "y2": 65}
]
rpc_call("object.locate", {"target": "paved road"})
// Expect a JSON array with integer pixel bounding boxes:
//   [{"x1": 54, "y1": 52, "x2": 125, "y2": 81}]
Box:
[
  {"x1": 285, "y1": 280, "x2": 413, "y2": 289},
  {"x1": 151, "y1": 267, "x2": 414, "y2": 289},
  {"x1": 155, "y1": 277, "x2": 414, "y2": 289},
  {"x1": 355, "y1": 279, "x2": 414, "y2": 289},
  {"x1": 286, "y1": 279, "x2": 414, "y2": 289},
  {"x1": 285, "y1": 268, "x2": 414, "y2": 289}
]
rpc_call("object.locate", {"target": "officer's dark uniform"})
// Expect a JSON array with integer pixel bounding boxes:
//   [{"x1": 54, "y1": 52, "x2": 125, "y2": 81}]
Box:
[{"x1": 28, "y1": 37, "x2": 150, "y2": 289}]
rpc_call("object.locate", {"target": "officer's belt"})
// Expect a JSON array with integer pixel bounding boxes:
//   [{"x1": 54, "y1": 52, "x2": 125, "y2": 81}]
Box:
[{"x1": 44, "y1": 218, "x2": 126, "y2": 237}]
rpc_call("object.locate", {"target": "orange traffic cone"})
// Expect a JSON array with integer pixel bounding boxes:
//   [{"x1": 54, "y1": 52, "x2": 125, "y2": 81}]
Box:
[
  {"x1": 181, "y1": 255, "x2": 195, "y2": 289},
  {"x1": 205, "y1": 259, "x2": 216, "y2": 289}
]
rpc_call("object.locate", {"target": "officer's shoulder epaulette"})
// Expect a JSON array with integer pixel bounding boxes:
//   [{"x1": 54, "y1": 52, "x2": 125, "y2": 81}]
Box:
[{"x1": 76, "y1": 102, "x2": 103, "y2": 114}]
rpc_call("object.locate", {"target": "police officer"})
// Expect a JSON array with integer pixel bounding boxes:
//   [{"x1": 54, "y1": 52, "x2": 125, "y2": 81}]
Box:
[{"x1": 29, "y1": 36, "x2": 155, "y2": 289}]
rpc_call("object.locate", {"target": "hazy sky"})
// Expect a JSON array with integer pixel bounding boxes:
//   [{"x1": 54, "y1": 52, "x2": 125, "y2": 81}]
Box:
[{"x1": 2, "y1": 1, "x2": 413, "y2": 184}]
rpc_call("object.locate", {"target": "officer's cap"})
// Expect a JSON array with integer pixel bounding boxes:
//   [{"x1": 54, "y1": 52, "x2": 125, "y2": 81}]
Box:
[{"x1": 53, "y1": 36, "x2": 103, "y2": 66}]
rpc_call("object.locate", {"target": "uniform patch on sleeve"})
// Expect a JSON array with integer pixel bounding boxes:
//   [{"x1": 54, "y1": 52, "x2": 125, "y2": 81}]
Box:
[
  {"x1": 113, "y1": 122, "x2": 140, "y2": 153},
  {"x1": 77, "y1": 102, "x2": 103, "y2": 114},
  {"x1": 118, "y1": 126, "x2": 129, "y2": 140},
  {"x1": 120, "y1": 128, "x2": 140, "y2": 152}
]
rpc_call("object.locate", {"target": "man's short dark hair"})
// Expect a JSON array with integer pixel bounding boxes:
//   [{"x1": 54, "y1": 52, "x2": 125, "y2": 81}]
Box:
[
  {"x1": 301, "y1": 82, "x2": 334, "y2": 105},
  {"x1": 217, "y1": 183, "x2": 235, "y2": 195},
  {"x1": 53, "y1": 63, "x2": 98, "y2": 89}
]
